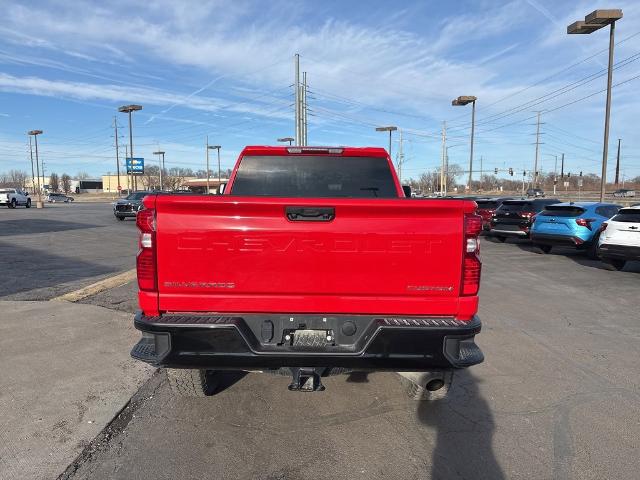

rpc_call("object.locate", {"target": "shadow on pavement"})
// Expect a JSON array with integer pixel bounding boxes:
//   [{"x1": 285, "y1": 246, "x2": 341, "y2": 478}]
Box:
[
  {"x1": 418, "y1": 371, "x2": 505, "y2": 480},
  {"x1": 0, "y1": 218, "x2": 101, "y2": 236},
  {"x1": 212, "y1": 371, "x2": 249, "y2": 394},
  {"x1": 345, "y1": 371, "x2": 370, "y2": 383},
  {"x1": 0, "y1": 241, "x2": 118, "y2": 298},
  {"x1": 511, "y1": 241, "x2": 640, "y2": 273}
]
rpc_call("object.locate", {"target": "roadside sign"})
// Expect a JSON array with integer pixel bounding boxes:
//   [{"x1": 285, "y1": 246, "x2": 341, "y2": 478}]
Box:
[
  {"x1": 563, "y1": 181, "x2": 569, "y2": 187},
  {"x1": 117, "y1": 185, "x2": 122, "y2": 191},
  {"x1": 126, "y1": 157, "x2": 144, "y2": 174},
  {"x1": 578, "y1": 179, "x2": 583, "y2": 187}
]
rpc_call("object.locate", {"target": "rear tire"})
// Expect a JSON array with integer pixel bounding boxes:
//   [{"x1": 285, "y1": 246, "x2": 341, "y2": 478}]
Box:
[
  {"x1": 537, "y1": 244, "x2": 552, "y2": 254},
  {"x1": 26, "y1": 199, "x2": 31, "y2": 208},
  {"x1": 603, "y1": 258, "x2": 626, "y2": 271},
  {"x1": 587, "y1": 233, "x2": 601, "y2": 259},
  {"x1": 10, "y1": 199, "x2": 16, "y2": 209},
  {"x1": 166, "y1": 368, "x2": 219, "y2": 397}
]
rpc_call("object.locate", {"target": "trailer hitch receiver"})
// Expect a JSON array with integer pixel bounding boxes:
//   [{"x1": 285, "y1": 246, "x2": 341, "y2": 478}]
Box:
[{"x1": 288, "y1": 367, "x2": 326, "y2": 392}]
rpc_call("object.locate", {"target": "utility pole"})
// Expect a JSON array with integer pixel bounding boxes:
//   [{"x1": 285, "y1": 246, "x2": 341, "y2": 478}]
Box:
[
  {"x1": 553, "y1": 155, "x2": 558, "y2": 195},
  {"x1": 440, "y1": 121, "x2": 447, "y2": 195},
  {"x1": 468, "y1": 99, "x2": 476, "y2": 190},
  {"x1": 302, "y1": 72, "x2": 308, "y2": 146},
  {"x1": 560, "y1": 153, "x2": 565, "y2": 179},
  {"x1": 533, "y1": 111, "x2": 541, "y2": 188},
  {"x1": 206, "y1": 135, "x2": 210, "y2": 194},
  {"x1": 113, "y1": 117, "x2": 121, "y2": 196},
  {"x1": 125, "y1": 145, "x2": 131, "y2": 193},
  {"x1": 615, "y1": 138, "x2": 621, "y2": 185},
  {"x1": 294, "y1": 54, "x2": 301, "y2": 146},
  {"x1": 480, "y1": 155, "x2": 483, "y2": 190},
  {"x1": 28, "y1": 136, "x2": 35, "y2": 194},
  {"x1": 397, "y1": 129, "x2": 404, "y2": 184},
  {"x1": 153, "y1": 150, "x2": 165, "y2": 190}
]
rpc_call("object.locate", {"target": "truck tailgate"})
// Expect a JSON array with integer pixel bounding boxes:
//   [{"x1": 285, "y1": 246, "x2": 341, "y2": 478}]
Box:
[{"x1": 154, "y1": 196, "x2": 472, "y2": 316}]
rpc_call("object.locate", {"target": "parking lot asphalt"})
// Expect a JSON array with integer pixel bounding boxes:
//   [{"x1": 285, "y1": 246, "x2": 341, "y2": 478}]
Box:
[
  {"x1": 0, "y1": 202, "x2": 137, "y2": 300},
  {"x1": 2, "y1": 203, "x2": 640, "y2": 480}
]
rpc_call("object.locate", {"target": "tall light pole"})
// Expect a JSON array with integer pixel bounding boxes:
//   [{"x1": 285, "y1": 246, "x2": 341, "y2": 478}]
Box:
[
  {"x1": 277, "y1": 137, "x2": 295, "y2": 146},
  {"x1": 28, "y1": 136, "x2": 35, "y2": 195},
  {"x1": 28, "y1": 130, "x2": 44, "y2": 207},
  {"x1": 206, "y1": 142, "x2": 221, "y2": 193},
  {"x1": 210, "y1": 145, "x2": 222, "y2": 184},
  {"x1": 445, "y1": 144, "x2": 463, "y2": 196},
  {"x1": 153, "y1": 150, "x2": 165, "y2": 190},
  {"x1": 568, "y1": 9, "x2": 623, "y2": 202},
  {"x1": 452, "y1": 95, "x2": 477, "y2": 190},
  {"x1": 375, "y1": 126, "x2": 398, "y2": 160},
  {"x1": 118, "y1": 104, "x2": 142, "y2": 191}
]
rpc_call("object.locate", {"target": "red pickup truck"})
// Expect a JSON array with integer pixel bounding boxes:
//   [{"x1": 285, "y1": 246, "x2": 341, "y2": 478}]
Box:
[{"x1": 131, "y1": 146, "x2": 483, "y2": 398}]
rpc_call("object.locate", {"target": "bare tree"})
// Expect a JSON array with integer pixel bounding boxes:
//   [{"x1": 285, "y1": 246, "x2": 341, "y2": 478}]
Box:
[
  {"x1": 0, "y1": 170, "x2": 29, "y2": 188},
  {"x1": 141, "y1": 165, "x2": 160, "y2": 190},
  {"x1": 76, "y1": 171, "x2": 90, "y2": 180},
  {"x1": 61, "y1": 173, "x2": 72, "y2": 193},
  {"x1": 49, "y1": 173, "x2": 60, "y2": 192}
]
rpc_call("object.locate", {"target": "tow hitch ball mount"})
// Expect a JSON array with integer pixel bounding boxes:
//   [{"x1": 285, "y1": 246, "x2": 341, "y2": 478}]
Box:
[{"x1": 288, "y1": 367, "x2": 326, "y2": 392}]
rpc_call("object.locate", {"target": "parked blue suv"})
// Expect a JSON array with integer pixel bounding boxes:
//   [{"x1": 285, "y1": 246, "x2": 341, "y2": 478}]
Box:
[{"x1": 531, "y1": 202, "x2": 620, "y2": 258}]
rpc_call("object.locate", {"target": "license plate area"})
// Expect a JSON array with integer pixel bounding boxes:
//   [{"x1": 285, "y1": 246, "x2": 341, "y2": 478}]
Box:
[{"x1": 284, "y1": 329, "x2": 335, "y2": 349}]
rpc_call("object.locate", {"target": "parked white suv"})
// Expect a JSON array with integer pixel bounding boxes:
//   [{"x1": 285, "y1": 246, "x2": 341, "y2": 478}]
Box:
[
  {"x1": 598, "y1": 205, "x2": 640, "y2": 270},
  {"x1": 0, "y1": 188, "x2": 31, "y2": 208}
]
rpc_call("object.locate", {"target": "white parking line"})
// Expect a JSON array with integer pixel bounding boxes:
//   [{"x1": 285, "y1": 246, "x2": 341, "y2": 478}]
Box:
[{"x1": 50, "y1": 269, "x2": 136, "y2": 302}]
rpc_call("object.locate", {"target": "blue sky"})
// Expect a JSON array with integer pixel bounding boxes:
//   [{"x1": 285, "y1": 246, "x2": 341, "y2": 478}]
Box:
[{"x1": 0, "y1": 0, "x2": 639, "y2": 182}]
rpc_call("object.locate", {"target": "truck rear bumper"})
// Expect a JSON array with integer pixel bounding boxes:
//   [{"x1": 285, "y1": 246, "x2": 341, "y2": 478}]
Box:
[{"x1": 131, "y1": 312, "x2": 483, "y2": 371}]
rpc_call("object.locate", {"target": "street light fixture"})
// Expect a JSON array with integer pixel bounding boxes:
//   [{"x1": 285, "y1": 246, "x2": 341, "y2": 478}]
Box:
[
  {"x1": 205, "y1": 140, "x2": 221, "y2": 194},
  {"x1": 28, "y1": 130, "x2": 44, "y2": 207},
  {"x1": 568, "y1": 9, "x2": 623, "y2": 202},
  {"x1": 452, "y1": 95, "x2": 477, "y2": 191},
  {"x1": 153, "y1": 150, "x2": 165, "y2": 191},
  {"x1": 375, "y1": 126, "x2": 398, "y2": 160},
  {"x1": 118, "y1": 104, "x2": 142, "y2": 191},
  {"x1": 277, "y1": 137, "x2": 295, "y2": 145}
]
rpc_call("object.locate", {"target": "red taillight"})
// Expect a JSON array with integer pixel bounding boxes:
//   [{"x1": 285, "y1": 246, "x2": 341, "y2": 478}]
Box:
[
  {"x1": 599, "y1": 222, "x2": 608, "y2": 233},
  {"x1": 462, "y1": 213, "x2": 482, "y2": 296},
  {"x1": 576, "y1": 218, "x2": 595, "y2": 230},
  {"x1": 136, "y1": 208, "x2": 157, "y2": 291},
  {"x1": 463, "y1": 256, "x2": 481, "y2": 295}
]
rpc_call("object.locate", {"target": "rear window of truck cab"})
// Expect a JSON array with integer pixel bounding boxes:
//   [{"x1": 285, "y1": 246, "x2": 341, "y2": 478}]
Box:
[{"x1": 230, "y1": 155, "x2": 397, "y2": 198}]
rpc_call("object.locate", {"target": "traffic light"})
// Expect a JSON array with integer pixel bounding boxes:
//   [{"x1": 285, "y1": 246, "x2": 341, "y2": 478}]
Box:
[
  {"x1": 567, "y1": 172, "x2": 571, "y2": 177},
  {"x1": 509, "y1": 167, "x2": 513, "y2": 176},
  {"x1": 494, "y1": 168, "x2": 498, "y2": 174},
  {"x1": 579, "y1": 171, "x2": 583, "y2": 177},
  {"x1": 523, "y1": 170, "x2": 526, "y2": 176}
]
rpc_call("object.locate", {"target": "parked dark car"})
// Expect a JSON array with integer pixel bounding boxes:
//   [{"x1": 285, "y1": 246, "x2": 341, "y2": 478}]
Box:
[
  {"x1": 489, "y1": 198, "x2": 560, "y2": 242},
  {"x1": 475, "y1": 197, "x2": 514, "y2": 231},
  {"x1": 46, "y1": 193, "x2": 74, "y2": 203},
  {"x1": 113, "y1": 191, "x2": 153, "y2": 220},
  {"x1": 526, "y1": 188, "x2": 545, "y2": 198},
  {"x1": 612, "y1": 188, "x2": 635, "y2": 198}
]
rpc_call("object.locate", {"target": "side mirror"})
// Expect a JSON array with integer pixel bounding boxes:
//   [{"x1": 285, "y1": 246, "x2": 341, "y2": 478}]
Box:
[
  {"x1": 218, "y1": 183, "x2": 227, "y2": 194},
  {"x1": 402, "y1": 185, "x2": 412, "y2": 198}
]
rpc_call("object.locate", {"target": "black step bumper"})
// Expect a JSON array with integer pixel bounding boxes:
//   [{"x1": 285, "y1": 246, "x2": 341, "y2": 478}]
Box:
[{"x1": 131, "y1": 312, "x2": 483, "y2": 371}]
